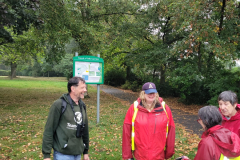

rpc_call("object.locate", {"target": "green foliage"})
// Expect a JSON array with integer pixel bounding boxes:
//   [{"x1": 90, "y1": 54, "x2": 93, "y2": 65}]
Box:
[
  {"x1": 121, "y1": 80, "x2": 141, "y2": 92},
  {"x1": 0, "y1": 27, "x2": 44, "y2": 78},
  {"x1": 206, "y1": 68, "x2": 240, "y2": 105},
  {"x1": 52, "y1": 53, "x2": 74, "y2": 79},
  {"x1": 121, "y1": 80, "x2": 131, "y2": 90},
  {"x1": 104, "y1": 65, "x2": 126, "y2": 86},
  {"x1": 129, "y1": 81, "x2": 141, "y2": 92},
  {"x1": 157, "y1": 81, "x2": 177, "y2": 98},
  {"x1": 1, "y1": 0, "x2": 240, "y2": 104},
  {"x1": 168, "y1": 62, "x2": 210, "y2": 104},
  {"x1": 0, "y1": 0, "x2": 41, "y2": 45},
  {"x1": 0, "y1": 70, "x2": 10, "y2": 76}
]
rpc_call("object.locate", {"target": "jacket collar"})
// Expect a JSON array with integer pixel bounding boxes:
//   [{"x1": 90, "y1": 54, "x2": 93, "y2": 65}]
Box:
[
  {"x1": 201, "y1": 125, "x2": 223, "y2": 138},
  {"x1": 137, "y1": 98, "x2": 163, "y2": 112}
]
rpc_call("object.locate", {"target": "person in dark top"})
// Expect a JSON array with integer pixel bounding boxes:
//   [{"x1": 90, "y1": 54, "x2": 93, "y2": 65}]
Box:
[{"x1": 42, "y1": 77, "x2": 89, "y2": 160}]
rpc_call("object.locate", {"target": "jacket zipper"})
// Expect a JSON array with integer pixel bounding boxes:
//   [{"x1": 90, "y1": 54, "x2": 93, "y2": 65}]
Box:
[{"x1": 154, "y1": 115, "x2": 157, "y2": 133}]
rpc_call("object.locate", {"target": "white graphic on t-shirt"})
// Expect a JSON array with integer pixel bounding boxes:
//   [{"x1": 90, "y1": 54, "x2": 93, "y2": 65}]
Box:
[
  {"x1": 66, "y1": 112, "x2": 83, "y2": 130},
  {"x1": 66, "y1": 123, "x2": 77, "y2": 130},
  {"x1": 74, "y1": 112, "x2": 82, "y2": 125}
]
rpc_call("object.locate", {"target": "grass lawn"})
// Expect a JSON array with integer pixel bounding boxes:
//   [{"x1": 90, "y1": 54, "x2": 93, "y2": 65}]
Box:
[{"x1": 0, "y1": 76, "x2": 200, "y2": 160}]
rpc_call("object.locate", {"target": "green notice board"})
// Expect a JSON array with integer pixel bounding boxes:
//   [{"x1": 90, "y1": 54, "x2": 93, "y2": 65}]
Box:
[{"x1": 73, "y1": 55, "x2": 104, "y2": 84}]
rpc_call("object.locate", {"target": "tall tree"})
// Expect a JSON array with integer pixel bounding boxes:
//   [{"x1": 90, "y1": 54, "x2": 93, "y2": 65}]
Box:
[
  {"x1": 0, "y1": 27, "x2": 43, "y2": 79},
  {"x1": 0, "y1": 0, "x2": 41, "y2": 45}
]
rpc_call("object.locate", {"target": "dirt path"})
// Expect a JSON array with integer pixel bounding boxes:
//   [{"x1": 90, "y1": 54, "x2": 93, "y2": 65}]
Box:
[{"x1": 91, "y1": 84, "x2": 203, "y2": 137}]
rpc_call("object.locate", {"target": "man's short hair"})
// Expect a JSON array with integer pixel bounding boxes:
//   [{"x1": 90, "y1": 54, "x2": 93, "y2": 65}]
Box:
[
  {"x1": 198, "y1": 105, "x2": 222, "y2": 130},
  {"x1": 218, "y1": 91, "x2": 238, "y2": 106},
  {"x1": 67, "y1": 77, "x2": 85, "y2": 93}
]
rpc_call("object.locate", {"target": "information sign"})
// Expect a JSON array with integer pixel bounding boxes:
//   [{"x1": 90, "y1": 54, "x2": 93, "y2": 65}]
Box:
[{"x1": 73, "y1": 55, "x2": 104, "y2": 84}]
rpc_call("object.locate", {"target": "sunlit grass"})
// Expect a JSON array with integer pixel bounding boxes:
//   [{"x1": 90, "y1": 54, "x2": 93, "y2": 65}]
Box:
[{"x1": 0, "y1": 76, "x2": 199, "y2": 160}]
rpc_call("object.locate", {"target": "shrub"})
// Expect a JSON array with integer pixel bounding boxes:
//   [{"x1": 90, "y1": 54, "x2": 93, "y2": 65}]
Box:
[
  {"x1": 157, "y1": 81, "x2": 177, "y2": 97},
  {"x1": 121, "y1": 80, "x2": 131, "y2": 90},
  {"x1": 65, "y1": 70, "x2": 73, "y2": 80},
  {"x1": 104, "y1": 65, "x2": 126, "y2": 86},
  {"x1": 206, "y1": 68, "x2": 240, "y2": 105},
  {"x1": 129, "y1": 81, "x2": 141, "y2": 92},
  {"x1": 168, "y1": 63, "x2": 209, "y2": 104},
  {"x1": 0, "y1": 70, "x2": 10, "y2": 76}
]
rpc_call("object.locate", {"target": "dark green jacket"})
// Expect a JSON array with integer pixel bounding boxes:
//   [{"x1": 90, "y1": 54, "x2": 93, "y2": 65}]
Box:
[{"x1": 42, "y1": 94, "x2": 89, "y2": 159}]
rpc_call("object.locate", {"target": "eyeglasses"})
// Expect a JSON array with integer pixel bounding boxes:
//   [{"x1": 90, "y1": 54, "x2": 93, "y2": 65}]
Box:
[{"x1": 197, "y1": 118, "x2": 201, "y2": 122}]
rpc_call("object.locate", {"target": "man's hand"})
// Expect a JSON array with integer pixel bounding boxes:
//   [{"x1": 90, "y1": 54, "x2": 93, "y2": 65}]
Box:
[
  {"x1": 44, "y1": 158, "x2": 51, "y2": 160},
  {"x1": 83, "y1": 154, "x2": 90, "y2": 160}
]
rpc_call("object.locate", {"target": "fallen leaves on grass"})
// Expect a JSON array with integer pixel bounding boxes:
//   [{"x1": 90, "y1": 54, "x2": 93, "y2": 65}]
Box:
[
  {"x1": 0, "y1": 78, "x2": 203, "y2": 160},
  {"x1": 173, "y1": 124, "x2": 200, "y2": 159}
]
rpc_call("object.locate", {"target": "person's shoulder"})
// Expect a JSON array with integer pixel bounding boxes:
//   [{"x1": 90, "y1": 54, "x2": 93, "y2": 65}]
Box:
[
  {"x1": 125, "y1": 103, "x2": 135, "y2": 115},
  {"x1": 54, "y1": 94, "x2": 68, "y2": 105},
  {"x1": 128, "y1": 103, "x2": 135, "y2": 111},
  {"x1": 47, "y1": 98, "x2": 63, "y2": 113},
  {"x1": 51, "y1": 97, "x2": 64, "y2": 109},
  {"x1": 199, "y1": 136, "x2": 214, "y2": 146},
  {"x1": 53, "y1": 98, "x2": 62, "y2": 105}
]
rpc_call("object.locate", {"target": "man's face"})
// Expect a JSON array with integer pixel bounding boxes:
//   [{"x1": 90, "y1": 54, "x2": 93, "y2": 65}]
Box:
[{"x1": 72, "y1": 81, "x2": 87, "y2": 100}]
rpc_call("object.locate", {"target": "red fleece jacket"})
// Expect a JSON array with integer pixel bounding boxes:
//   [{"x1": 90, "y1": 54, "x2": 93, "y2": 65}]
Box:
[{"x1": 122, "y1": 97, "x2": 175, "y2": 160}]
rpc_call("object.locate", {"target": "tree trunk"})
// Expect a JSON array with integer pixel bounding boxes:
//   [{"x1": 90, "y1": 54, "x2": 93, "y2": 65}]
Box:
[
  {"x1": 10, "y1": 62, "x2": 17, "y2": 79},
  {"x1": 126, "y1": 64, "x2": 131, "y2": 81},
  {"x1": 197, "y1": 42, "x2": 202, "y2": 72},
  {"x1": 152, "y1": 68, "x2": 156, "y2": 79},
  {"x1": 160, "y1": 64, "x2": 166, "y2": 84}
]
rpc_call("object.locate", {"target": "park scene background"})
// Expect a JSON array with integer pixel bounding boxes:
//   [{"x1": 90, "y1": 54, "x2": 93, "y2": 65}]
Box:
[
  {"x1": 0, "y1": 77, "x2": 200, "y2": 160},
  {"x1": 1, "y1": 0, "x2": 240, "y2": 159}
]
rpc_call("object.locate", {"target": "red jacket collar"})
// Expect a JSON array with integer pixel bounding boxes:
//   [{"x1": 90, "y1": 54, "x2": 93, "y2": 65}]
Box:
[{"x1": 201, "y1": 125, "x2": 223, "y2": 138}]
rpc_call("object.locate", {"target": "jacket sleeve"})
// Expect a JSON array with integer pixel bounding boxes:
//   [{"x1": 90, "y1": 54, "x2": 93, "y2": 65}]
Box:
[
  {"x1": 82, "y1": 103, "x2": 89, "y2": 154},
  {"x1": 122, "y1": 104, "x2": 134, "y2": 159},
  {"x1": 194, "y1": 138, "x2": 216, "y2": 160},
  {"x1": 42, "y1": 99, "x2": 62, "y2": 159},
  {"x1": 164, "y1": 104, "x2": 175, "y2": 159}
]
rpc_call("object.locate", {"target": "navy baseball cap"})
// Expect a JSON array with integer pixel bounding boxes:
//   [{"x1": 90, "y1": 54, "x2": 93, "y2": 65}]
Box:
[{"x1": 142, "y1": 82, "x2": 157, "y2": 94}]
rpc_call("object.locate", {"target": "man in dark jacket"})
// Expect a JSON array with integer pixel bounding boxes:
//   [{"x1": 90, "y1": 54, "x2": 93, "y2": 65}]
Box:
[{"x1": 42, "y1": 77, "x2": 89, "y2": 160}]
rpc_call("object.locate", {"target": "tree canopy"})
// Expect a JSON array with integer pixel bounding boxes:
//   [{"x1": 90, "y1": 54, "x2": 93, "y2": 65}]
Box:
[
  {"x1": 1, "y1": 0, "x2": 240, "y2": 104},
  {"x1": 0, "y1": 0, "x2": 42, "y2": 45}
]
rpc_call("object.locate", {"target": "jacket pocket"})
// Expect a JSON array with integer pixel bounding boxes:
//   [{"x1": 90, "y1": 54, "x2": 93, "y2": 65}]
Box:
[
  {"x1": 154, "y1": 113, "x2": 168, "y2": 134},
  {"x1": 60, "y1": 137, "x2": 84, "y2": 155}
]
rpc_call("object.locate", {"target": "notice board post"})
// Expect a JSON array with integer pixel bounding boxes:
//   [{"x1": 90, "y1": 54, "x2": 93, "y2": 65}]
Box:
[{"x1": 73, "y1": 55, "x2": 104, "y2": 123}]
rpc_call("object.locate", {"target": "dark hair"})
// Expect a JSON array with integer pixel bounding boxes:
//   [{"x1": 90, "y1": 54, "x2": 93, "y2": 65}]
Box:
[
  {"x1": 67, "y1": 76, "x2": 85, "y2": 93},
  {"x1": 218, "y1": 91, "x2": 238, "y2": 106},
  {"x1": 198, "y1": 105, "x2": 222, "y2": 130}
]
